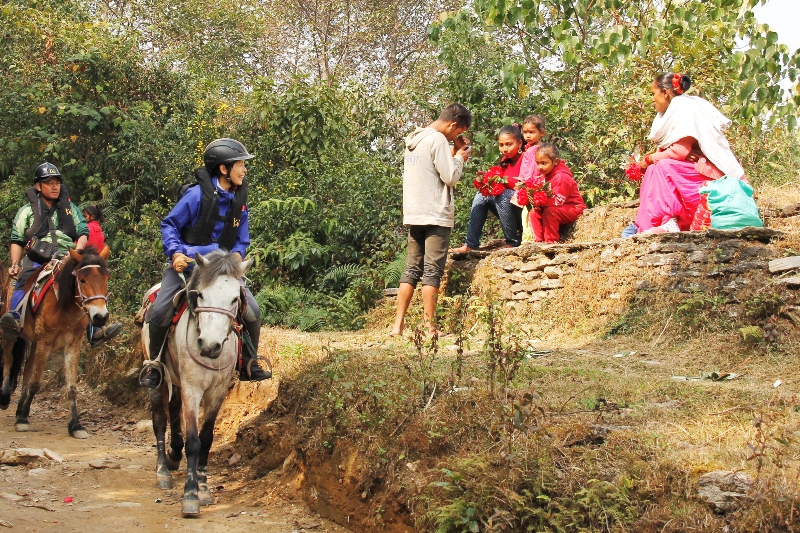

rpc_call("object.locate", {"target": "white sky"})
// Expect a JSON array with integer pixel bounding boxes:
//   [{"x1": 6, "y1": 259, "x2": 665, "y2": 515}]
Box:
[{"x1": 753, "y1": 0, "x2": 800, "y2": 53}]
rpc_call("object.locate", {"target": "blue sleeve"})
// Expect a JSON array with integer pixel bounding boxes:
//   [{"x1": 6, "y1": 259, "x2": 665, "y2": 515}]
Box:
[
  {"x1": 161, "y1": 186, "x2": 202, "y2": 259},
  {"x1": 230, "y1": 205, "x2": 250, "y2": 258}
]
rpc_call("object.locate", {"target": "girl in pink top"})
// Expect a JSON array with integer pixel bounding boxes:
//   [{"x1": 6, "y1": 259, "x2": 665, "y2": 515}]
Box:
[
  {"x1": 82, "y1": 205, "x2": 105, "y2": 250},
  {"x1": 633, "y1": 73, "x2": 745, "y2": 234},
  {"x1": 516, "y1": 115, "x2": 546, "y2": 241}
]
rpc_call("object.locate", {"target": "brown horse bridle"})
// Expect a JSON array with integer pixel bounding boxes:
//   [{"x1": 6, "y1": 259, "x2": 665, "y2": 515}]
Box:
[{"x1": 72, "y1": 264, "x2": 109, "y2": 309}]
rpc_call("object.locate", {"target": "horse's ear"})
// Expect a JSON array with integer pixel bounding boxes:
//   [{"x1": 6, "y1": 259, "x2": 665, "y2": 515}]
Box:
[
  {"x1": 99, "y1": 246, "x2": 111, "y2": 260},
  {"x1": 241, "y1": 258, "x2": 254, "y2": 274},
  {"x1": 69, "y1": 248, "x2": 82, "y2": 262},
  {"x1": 195, "y1": 253, "x2": 207, "y2": 267}
]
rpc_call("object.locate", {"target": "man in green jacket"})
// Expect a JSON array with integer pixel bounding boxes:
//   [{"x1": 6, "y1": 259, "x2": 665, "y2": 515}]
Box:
[{"x1": 1, "y1": 163, "x2": 119, "y2": 345}]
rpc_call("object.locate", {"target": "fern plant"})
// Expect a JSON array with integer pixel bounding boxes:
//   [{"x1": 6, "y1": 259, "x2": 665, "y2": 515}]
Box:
[{"x1": 382, "y1": 251, "x2": 407, "y2": 288}]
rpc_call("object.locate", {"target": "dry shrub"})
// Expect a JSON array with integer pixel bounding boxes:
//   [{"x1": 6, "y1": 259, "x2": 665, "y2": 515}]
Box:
[{"x1": 570, "y1": 203, "x2": 639, "y2": 243}]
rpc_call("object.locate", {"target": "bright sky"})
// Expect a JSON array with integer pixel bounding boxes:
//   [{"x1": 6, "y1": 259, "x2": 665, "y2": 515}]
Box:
[{"x1": 753, "y1": 0, "x2": 800, "y2": 53}]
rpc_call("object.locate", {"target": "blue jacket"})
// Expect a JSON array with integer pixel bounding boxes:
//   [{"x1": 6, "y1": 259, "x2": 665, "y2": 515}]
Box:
[{"x1": 161, "y1": 177, "x2": 249, "y2": 269}]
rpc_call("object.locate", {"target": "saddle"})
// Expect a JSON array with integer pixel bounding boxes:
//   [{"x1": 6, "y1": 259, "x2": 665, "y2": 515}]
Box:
[
  {"x1": 135, "y1": 284, "x2": 248, "y2": 370},
  {"x1": 12, "y1": 258, "x2": 63, "y2": 330}
]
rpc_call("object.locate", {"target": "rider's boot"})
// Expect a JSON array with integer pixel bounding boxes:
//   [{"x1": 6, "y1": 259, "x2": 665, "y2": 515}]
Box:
[
  {"x1": 139, "y1": 322, "x2": 170, "y2": 389},
  {"x1": 88, "y1": 322, "x2": 123, "y2": 347},
  {"x1": 0, "y1": 289, "x2": 26, "y2": 342},
  {"x1": 239, "y1": 321, "x2": 271, "y2": 381}
]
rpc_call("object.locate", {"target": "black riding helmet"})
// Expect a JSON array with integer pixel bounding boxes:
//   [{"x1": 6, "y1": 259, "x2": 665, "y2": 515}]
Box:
[
  {"x1": 203, "y1": 138, "x2": 254, "y2": 173},
  {"x1": 34, "y1": 162, "x2": 62, "y2": 183}
]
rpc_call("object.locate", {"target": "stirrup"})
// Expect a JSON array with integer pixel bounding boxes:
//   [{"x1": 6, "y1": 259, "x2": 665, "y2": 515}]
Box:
[
  {"x1": 240, "y1": 356, "x2": 272, "y2": 381},
  {"x1": 139, "y1": 360, "x2": 165, "y2": 389}
]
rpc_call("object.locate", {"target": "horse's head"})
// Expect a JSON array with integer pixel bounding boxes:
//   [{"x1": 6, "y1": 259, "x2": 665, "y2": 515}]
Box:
[
  {"x1": 187, "y1": 251, "x2": 253, "y2": 359},
  {"x1": 67, "y1": 246, "x2": 111, "y2": 327}
]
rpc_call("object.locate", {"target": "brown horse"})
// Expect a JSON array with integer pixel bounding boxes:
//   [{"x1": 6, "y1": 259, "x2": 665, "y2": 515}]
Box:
[{"x1": 0, "y1": 246, "x2": 112, "y2": 438}]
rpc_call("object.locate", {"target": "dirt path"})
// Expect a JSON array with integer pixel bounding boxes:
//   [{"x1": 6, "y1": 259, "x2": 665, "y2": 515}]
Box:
[{"x1": 0, "y1": 373, "x2": 351, "y2": 533}]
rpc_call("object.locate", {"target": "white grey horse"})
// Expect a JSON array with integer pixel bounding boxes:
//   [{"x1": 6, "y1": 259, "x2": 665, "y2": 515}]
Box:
[{"x1": 141, "y1": 250, "x2": 252, "y2": 517}]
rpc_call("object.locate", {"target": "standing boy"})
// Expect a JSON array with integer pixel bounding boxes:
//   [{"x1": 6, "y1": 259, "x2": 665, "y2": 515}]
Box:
[{"x1": 391, "y1": 104, "x2": 472, "y2": 336}]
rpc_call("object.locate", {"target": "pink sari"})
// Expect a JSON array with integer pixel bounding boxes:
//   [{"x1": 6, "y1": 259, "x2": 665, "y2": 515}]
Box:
[{"x1": 635, "y1": 159, "x2": 706, "y2": 231}]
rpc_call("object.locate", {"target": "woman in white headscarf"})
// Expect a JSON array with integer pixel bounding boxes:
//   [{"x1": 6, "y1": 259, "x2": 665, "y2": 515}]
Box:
[{"x1": 633, "y1": 72, "x2": 745, "y2": 234}]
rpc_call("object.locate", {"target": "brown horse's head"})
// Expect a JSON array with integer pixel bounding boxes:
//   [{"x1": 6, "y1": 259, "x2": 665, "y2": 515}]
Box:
[{"x1": 55, "y1": 246, "x2": 112, "y2": 326}]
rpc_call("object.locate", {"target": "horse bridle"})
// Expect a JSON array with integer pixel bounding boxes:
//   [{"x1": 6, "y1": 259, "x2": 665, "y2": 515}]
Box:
[
  {"x1": 72, "y1": 264, "x2": 109, "y2": 309},
  {"x1": 183, "y1": 289, "x2": 242, "y2": 371}
]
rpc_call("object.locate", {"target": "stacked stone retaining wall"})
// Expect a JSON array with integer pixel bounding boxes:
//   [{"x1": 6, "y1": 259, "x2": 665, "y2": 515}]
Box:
[{"x1": 445, "y1": 227, "x2": 799, "y2": 338}]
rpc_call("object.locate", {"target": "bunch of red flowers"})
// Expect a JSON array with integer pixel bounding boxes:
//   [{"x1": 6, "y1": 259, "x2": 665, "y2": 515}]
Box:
[
  {"x1": 625, "y1": 157, "x2": 643, "y2": 181},
  {"x1": 511, "y1": 175, "x2": 550, "y2": 208},
  {"x1": 473, "y1": 166, "x2": 507, "y2": 197}
]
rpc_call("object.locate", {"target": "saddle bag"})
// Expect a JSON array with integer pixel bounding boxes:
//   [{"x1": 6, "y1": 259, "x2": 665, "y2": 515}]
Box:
[
  {"x1": 26, "y1": 211, "x2": 60, "y2": 264},
  {"x1": 26, "y1": 237, "x2": 57, "y2": 264}
]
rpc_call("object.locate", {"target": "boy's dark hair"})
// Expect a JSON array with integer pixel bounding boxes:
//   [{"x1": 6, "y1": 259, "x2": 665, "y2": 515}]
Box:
[
  {"x1": 82, "y1": 204, "x2": 104, "y2": 223},
  {"x1": 538, "y1": 142, "x2": 560, "y2": 161},
  {"x1": 438, "y1": 104, "x2": 472, "y2": 129},
  {"x1": 655, "y1": 72, "x2": 691, "y2": 95},
  {"x1": 523, "y1": 114, "x2": 546, "y2": 132}
]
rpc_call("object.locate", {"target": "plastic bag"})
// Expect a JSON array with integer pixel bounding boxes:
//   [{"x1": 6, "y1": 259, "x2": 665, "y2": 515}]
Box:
[{"x1": 699, "y1": 176, "x2": 763, "y2": 230}]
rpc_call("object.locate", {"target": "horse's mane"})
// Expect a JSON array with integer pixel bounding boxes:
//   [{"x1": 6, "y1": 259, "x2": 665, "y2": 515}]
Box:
[
  {"x1": 186, "y1": 251, "x2": 244, "y2": 292},
  {"x1": 54, "y1": 247, "x2": 109, "y2": 312}
]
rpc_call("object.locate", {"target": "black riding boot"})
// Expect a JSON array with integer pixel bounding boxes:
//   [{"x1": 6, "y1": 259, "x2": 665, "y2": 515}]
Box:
[
  {"x1": 140, "y1": 322, "x2": 170, "y2": 389},
  {"x1": 239, "y1": 322, "x2": 271, "y2": 381}
]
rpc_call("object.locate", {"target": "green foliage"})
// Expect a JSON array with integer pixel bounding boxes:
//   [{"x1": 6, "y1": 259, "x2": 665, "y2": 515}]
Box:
[{"x1": 430, "y1": 0, "x2": 800, "y2": 217}]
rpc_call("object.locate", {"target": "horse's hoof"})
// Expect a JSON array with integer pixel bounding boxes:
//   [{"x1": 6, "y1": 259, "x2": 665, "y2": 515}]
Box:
[
  {"x1": 0, "y1": 402, "x2": 8, "y2": 410},
  {"x1": 71, "y1": 429, "x2": 90, "y2": 439},
  {"x1": 156, "y1": 475, "x2": 173, "y2": 490},
  {"x1": 15, "y1": 423, "x2": 30, "y2": 432},
  {"x1": 198, "y1": 489, "x2": 214, "y2": 506},
  {"x1": 181, "y1": 498, "x2": 201, "y2": 517}
]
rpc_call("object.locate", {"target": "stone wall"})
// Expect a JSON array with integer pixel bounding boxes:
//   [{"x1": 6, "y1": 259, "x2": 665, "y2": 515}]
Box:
[{"x1": 445, "y1": 227, "x2": 799, "y2": 338}]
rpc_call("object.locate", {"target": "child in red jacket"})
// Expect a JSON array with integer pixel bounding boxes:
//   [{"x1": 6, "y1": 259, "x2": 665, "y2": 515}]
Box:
[{"x1": 531, "y1": 143, "x2": 586, "y2": 243}]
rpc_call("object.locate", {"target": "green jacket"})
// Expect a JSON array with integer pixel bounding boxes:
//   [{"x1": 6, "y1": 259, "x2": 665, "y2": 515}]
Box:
[{"x1": 10, "y1": 200, "x2": 89, "y2": 252}]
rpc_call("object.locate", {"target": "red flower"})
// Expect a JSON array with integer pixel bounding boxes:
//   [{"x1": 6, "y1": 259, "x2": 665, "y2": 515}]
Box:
[
  {"x1": 516, "y1": 188, "x2": 529, "y2": 206},
  {"x1": 473, "y1": 165, "x2": 508, "y2": 196},
  {"x1": 672, "y1": 73, "x2": 683, "y2": 94},
  {"x1": 532, "y1": 190, "x2": 549, "y2": 207},
  {"x1": 625, "y1": 162, "x2": 643, "y2": 181}
]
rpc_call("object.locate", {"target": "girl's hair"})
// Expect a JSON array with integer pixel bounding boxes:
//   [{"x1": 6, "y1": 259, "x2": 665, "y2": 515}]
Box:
[
  {"x1": 82, "y1": 204, "x2": 104, "y2": 223},
  {"x1": 497, "y1": 124, "x2": 525, "y2": 168},
  {"x1": 654, "y1": 72, "x2": 691, "y2": 95},
  {"x1": 537, "y1": 143, "x2": 560, "y2": 161},
  {"x1": 523, "y1": 114, "x2": 546, "y2": 132}
]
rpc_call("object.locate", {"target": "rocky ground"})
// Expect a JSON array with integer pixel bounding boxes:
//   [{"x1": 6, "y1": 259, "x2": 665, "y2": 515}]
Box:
[{"x1": 0, "y1": 371, "x2": 350, "y2": 533}]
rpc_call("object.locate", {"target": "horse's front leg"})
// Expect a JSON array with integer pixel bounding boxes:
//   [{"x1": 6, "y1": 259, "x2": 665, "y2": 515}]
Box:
[
  {"x1": 64, "y1": 337, "x2": 89, "y2": 438},
  {"x1": 168, "y1": 388, "x2": 184, "y2": 471},
  {"x1": 15, "y1": 340, "x2": 44, "y2": 432},
  {"x1": 197, "y1": 388, "x2": 227, "y2": 506},
  {"x1": 181, "y1": 386, "x2": 204, "y2": 517},
  {"x1": 150, "y1": 381, "x2": 172, "y2": 489}
]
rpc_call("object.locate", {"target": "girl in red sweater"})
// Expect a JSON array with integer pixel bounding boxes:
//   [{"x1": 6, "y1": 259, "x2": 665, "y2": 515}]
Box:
[
  {"x1": 450, "y1": 125, "x2": 526, "y2": 252},
  {"x1": 81, "y1": 204, "x2": 123, "y2": 346},
  {"x1": 532, "y1": 143, "x2": 586, "y2": 243},
  {"x1": 82, "y1": 205, "x2": 105, "y2": 250}
]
